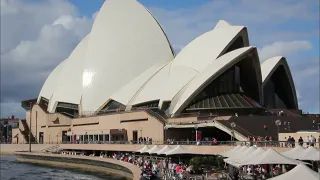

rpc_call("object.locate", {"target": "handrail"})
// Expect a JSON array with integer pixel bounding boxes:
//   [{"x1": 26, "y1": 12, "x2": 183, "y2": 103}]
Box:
[
  {"x1": 268, "y1": 109, "x2": 302, "y2": 118},
  {"x1": 214, "y1": 121, "x2": 248, "y2": 141},
  {"x1": 234, "y1": 124, "x2": 255, "y2": 137},
  {"x1": 217, "y1": 117, "x2": 255, "y2": 138},
  {"x1": 8, "y1": 140, "x2": 320, "y2": 149},
  {"x1": 58, "y1": 140, "x2": 320, "y2": 148}
]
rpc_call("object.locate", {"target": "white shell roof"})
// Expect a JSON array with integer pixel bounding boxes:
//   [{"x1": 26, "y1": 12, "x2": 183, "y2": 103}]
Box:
[
  {"x1": 171, "y1": 20, "x2": 246, "y2": 72},
  {"x1": 47, "y1": 35, "x2": 90, "y2": 113},
  {"x1": 80, "y1": 0, "x2": 174, "y2": 112},
  {"x1": 261, "y1": 56, "x2": 298, "y2": 109},
  {"x1": 37, "y1": 59, "x2": 67, "y2": 103},
  {"x1": 161, "y1": 21, "x2": 248, "y2": 103},
  {"x1": 110, "y1": 60, "x2": 169, "y2": 106},
  {"x1": 116, "y1": 20, "x2": 250, "y2": 108},
  {"x1": 37, "y1": 1, "x2": 296, "y2": 116},
  {"x1": 37, "y1": 0, "x2": 174, "y2": 113},
  {"x1": 170, "y1": 46, "x2": 260, "y2": 115}
]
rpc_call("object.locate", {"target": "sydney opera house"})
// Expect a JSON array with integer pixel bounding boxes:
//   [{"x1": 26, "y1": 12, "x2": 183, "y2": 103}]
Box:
[{"x1": 13, "y1": 0, "x2": 318, "y2": 146}]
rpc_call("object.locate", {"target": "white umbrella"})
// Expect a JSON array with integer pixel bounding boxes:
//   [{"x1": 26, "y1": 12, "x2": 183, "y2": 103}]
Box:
[
  {"x1": 295, "y1": 146, "x2": 320, "y2": 161},
  {"x1": 147, "y1": 145, "x2": 162, "y2": 154},
  {"x1": 219, "y1": 145, "x2": 241, "y2": 157},
  {"x1": 227, "y1": 147, "x2": 266, "y2": 167},
  {"x1": 136, "y1": 145, "x2": 150, "y2": 153},
  {"x1": 165, "y1": 145, "x2": 196, "y2": 155},
  {"x1": 157, "y1": 145, "x2": 172, "y2": 155},
  {"x1": 238, "y1": 149, "x2": 307, "y2": 166},
  {"x1": 224, "y1": 146, "x2": 256, "y2": 164},
  {"x1": 226, "y1": 146, "x2": 249, "y2": 158},
  {"x1": 281, "y1": 145, "x2": 305, "y2": 159},
  {"x1": 268, "y1": 164, "x2": 319, "y2": 180}
]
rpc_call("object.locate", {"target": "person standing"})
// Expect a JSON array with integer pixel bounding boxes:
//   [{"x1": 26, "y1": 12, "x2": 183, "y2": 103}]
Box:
[{"x1": 298, "y1": 137, "x2": 304, "y2": 146}]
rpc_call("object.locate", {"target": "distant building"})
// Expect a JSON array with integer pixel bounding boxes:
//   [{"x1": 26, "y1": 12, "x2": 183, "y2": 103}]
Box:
[{"x1": 0, "y1": 115, "x2": 20, "y2": 143}]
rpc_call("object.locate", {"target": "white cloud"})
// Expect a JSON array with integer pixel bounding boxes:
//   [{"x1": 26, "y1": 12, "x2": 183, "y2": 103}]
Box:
[
  {"x1": 149, "y1": 0, "x2": 318, "y2": 47},
  {"x1": 0, "y1": 0, "x2": 319, "y2": 118},
  {"x1": 296, "y1": 90, "x2": 303, "y2": 105},
  {"x1": 258, "y1": 41, "x2": 313, "y2": 61},
  {"x1": 0, "y1": 0, "x2": 94, "y2": 118}
]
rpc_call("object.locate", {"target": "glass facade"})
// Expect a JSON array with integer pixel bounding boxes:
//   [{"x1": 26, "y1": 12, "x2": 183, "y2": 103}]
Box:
[
  {"x1": 263, "y1": 65, "x2": 296, "y2": 109},
  {"x1": 185, "y1": 57, "x2": 261, "y2": 111}
]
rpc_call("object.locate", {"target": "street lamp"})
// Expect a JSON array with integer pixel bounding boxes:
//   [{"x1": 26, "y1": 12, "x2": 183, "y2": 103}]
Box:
[
  {"x1": 194, "y1": 124, "x2": 198, "y2": 143},
  {"x1": 85, "y1": 132, "x2": 88, "y2": 143},
  {"x1": 231, "y1": 122, "x2": 236, "y2": 142},
  {"x1": 275, "y1": 119, "x2": 282, "y2": 140},
  {"x1": 101, "y1": 131, "x2": 104, "y2": 142},
  {"x1": 29, "y1": 102, "x2": 32, "y2": 152},
  {"x1": 71, "y1": 132, "x2": 73, "y2": 143},
  {"x1": 164, "y1": 125, "x2": 168, "y2": 144}
]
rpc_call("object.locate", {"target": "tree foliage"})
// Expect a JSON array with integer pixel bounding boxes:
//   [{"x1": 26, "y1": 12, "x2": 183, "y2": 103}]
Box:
[{"x1": 189, "y1": 156, "x2": 224, "y2": 170}]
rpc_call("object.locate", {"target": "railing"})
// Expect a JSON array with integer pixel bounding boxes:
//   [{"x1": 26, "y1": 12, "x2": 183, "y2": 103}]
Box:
[
  {"x1": 10, "y1": 140, "x2": 317, "y2": 148},
  {"x1": 218, "y1": 120, "x2": 255, "y2": 138},
  {"x1": 267, "y1": 109, "x2": 302, "y2": 118}
]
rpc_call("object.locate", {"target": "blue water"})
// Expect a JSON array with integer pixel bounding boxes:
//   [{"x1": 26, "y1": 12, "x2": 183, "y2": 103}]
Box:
[{"x1": 0, "y1": 155, "x2": 125, "y2": 180}]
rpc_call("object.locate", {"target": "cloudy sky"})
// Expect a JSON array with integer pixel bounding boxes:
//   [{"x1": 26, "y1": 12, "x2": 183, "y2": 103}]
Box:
[{"x1": 1, "y1": 0, "x2": 319, "y2": 118}]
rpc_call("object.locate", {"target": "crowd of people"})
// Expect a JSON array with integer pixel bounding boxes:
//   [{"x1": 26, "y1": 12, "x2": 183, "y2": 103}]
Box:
[
  {"x1": 232, "y1": 164, "x2": 293, "y2": 180},
  {"x1": 110, "y1": 152, "x2": 196, "y2": 179},
  {"x1": 137, "y1": 137, "x2": 153, "y2": 144}
]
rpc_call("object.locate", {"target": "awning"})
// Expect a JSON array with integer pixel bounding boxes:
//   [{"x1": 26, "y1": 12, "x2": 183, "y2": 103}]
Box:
[
  {"x1": 281, "y1": 146, "x2": 306, "y2": 159},
  {"x1": 165, "y1": 145, "x2": 197, "y2": 155},
  {"x1": 224, "y1": 146, "x2": 256, "y2": 164},
  {"x1": 268, "y1": 164, "x2": 319, "y2": 180},
  {"x1": 147, "y1": 145, "x2": 162, "y2": 154},
  {"x1": 295, "y1": 146, "x2": 320, "y2": 161},
  {"x1": 224, "y1": 146, "x2": 248, "y2": 158},
  {"x1": 237, "y1": 149, "x2": 308, "y2": 166},
  {"x1": 225, "y1": 147, "x2": 265, "y2": 167},
  {"x1": 136, "y1": 145, "x2": 150, "y2": 153},
  {"x1": 219, "y1": 145, "x2": 241, "y2": 157},
  {"x1": 157, "y1": 145, "x2": 172, "y2": 155}
]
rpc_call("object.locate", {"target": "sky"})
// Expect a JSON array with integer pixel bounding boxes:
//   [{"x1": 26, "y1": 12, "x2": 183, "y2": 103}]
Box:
[{"x1": 1, "y1": 0, "x2": 319, "y2": 119}]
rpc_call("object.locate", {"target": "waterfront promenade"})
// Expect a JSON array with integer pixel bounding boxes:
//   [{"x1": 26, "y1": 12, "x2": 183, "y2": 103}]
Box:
[
  {"x1": 14, "y1": 151, "x2": 141, "y2": 180},
  {"x1": 1, "y1": 143, "x2": 292, "y2": 155},
  {"x1": 0, "y1": 144, "x2": 57, "y2": 155}
]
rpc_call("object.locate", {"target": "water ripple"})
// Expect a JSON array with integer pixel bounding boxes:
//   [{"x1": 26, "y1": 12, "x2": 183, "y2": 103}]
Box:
[{"x1": 0, "y1": 155, "x2": 123, "y2": 180}]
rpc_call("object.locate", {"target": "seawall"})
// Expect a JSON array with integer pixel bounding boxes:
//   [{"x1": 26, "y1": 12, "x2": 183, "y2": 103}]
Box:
[
  {"x1": 14, "y1": 152, "x2": 141, "y2": 180},
  {"x1": 1, "y1": 143, "x2": 293, "y2": 155},
  {"x1": 0, "y1": 144, "x2": 58, "y2": 155}
]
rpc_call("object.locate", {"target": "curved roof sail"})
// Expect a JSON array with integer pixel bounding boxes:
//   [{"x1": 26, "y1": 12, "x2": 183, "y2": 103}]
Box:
[
  {"x1": 37, "y1": 59, "x2": 67, "y2": 104},
  {"x1": 261, "y1": 56, "x2": 298, "y2": 109},
  {"x1": 81, "y1": 0, "x2": 174, "y2": 113},
  {"x1": 119, "y1": 20, "x2": 250, "y2": 109},
  {"x1": 47, "y1": 35, "x2": 90, "y2": 113},
  {"x1": 170, "y1": 46, "x2": 262, "y2": 116}
]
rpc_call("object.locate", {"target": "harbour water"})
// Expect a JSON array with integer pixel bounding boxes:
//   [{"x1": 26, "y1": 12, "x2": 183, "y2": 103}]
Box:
[{"x1": 0, "y1": 155, "x2": 126, "y2": 180}]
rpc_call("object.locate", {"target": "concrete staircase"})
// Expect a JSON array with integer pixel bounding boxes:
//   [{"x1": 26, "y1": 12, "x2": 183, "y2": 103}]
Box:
[
  {"x1": 41, "y1": 144, "x2": 60, "y2": 153},
  {"x1": 19, "y1": 120, "x2": 36, "y2": 143}
]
